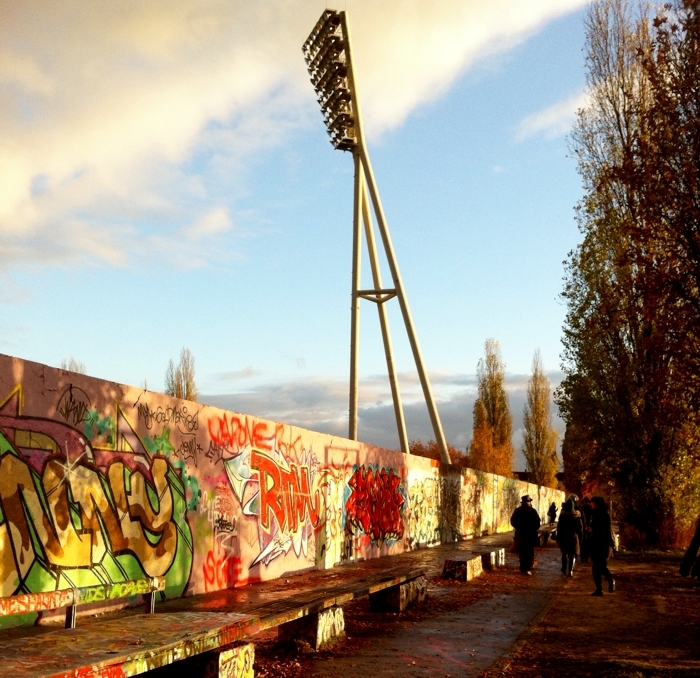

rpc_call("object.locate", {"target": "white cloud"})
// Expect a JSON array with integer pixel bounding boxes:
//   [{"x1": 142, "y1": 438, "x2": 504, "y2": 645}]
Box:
[
  {"x1": 516, "y1": 91, "x2": 590, "y2": 140},
  {"x1": 0, "y1": 0, "x2": 588, "y2": 271},
  {"x1": 180, "y1": 208, "x2": 232, "y2": 240}
]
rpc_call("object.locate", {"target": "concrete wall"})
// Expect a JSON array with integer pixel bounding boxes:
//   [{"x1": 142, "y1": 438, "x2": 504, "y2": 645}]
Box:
[{"x1": 0, "y1": 354, "x2": 564, "y2": 626}]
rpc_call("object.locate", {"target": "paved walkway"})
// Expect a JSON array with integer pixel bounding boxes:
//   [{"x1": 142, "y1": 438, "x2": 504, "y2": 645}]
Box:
[{"x1": 286, "y1": 538, "x2": 564, "y2": 678}]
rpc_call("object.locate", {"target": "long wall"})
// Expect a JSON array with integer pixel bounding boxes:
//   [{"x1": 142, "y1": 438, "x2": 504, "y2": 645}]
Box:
[{"x1": 0, "y1": 354, "x2": 564, "y2": 626}]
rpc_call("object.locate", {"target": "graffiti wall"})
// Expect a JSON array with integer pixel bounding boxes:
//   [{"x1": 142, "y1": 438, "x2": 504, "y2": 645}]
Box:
[{"x1": 0, "y1": 353, "x2": 564, "y2": 626}]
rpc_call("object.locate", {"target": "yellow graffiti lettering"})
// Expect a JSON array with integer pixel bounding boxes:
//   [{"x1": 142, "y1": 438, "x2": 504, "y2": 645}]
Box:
[
  {"x1": 0, "y1": 454, "x2": 53, "y2": 581},
  {"x1": 108, "y1": 459, "x2": 177, "y2": 576}
]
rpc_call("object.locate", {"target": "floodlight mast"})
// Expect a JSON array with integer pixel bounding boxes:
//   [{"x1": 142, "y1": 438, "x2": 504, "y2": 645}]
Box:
[{"x1": 303, "y1": 9, "x2": 451, "y2": 465}]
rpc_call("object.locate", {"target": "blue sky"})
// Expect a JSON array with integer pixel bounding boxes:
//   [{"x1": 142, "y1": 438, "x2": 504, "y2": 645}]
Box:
[{"x1": 0, "y1": 0, "x2": 589, "y2": 466}]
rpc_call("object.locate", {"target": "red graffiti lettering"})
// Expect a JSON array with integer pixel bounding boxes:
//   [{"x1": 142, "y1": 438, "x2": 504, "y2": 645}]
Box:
[
  {"x1": 345, "y1": 466, "x2": 405, "y2": 542},
  {"x1": 251, "y1": 451, "x2": 320, "y2": 533},
  {"x1": 202, "y1": 551, "x2": 242, "y2": 592},
  {"x1": 207, "y1": 414, "x2": 272, "y2": 453}
]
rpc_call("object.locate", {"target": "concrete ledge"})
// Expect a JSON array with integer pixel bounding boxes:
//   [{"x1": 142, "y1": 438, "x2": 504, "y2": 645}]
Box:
[
  {"x1": 442, "y1": 555, "x2": 483, "y2": 581},
  {"x1": 369, "y1": 575, "x2": 427, "y2": 612},
  {"x1": 278, "y1": 606, "x2": 345, "y2": 649},
  {"x1": 174, "y1": 641, "x2": 255, "y2": 678},
  {"x1": 480, "y1": 547, "x2": 506, "y2": 570}
]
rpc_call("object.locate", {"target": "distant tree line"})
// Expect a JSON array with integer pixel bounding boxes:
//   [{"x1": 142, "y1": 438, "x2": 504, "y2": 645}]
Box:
[
  {"x1": 556, "y1": 0, "x2": 700, "y2": 546},
  {"x1": 411, "y1": 339, "x2": 559, "y2": 489}
]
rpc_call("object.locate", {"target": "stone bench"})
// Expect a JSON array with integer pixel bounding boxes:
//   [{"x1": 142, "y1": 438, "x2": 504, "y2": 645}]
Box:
[
  {"x1": 277, "y1": 565, "x2": 427, "y2": 649},
  {"x1": 0, "y1": 576, "x2": 165, "y2": 629},
  {"x1": 538, "y1": 523, "x2": 558, "y2": 545},
  {"x1": 0, "y1": 566, "x2": 427, "y2": 677},
  {"x1": 442, "y1": 547, "x2": 506, "y2": 581}
]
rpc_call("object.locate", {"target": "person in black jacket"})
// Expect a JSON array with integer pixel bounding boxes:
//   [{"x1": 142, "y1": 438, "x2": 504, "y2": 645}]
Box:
[
  {"x1": 547, "y1": 502, "x2": 558, "y2": 525},
  {"x1": 557, "y1": 499, "x2": 583, "y2": 576},
  {"x1": 588, "y1": 496, "x2": 616, "y2": 596},
  {"x1": 680, "y1": 513, "x2": 700, "y2": 580},
  {"x1": 511, "y1": 495, "x2": 541, "y2": 575}
]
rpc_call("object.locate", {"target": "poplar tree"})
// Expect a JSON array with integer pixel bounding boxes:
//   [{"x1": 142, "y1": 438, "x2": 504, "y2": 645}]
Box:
[
  {"x1": 468, "y1": 339, "x2": 514, "y2": 476},
  {"x1": 522, "y1": 351, "x2": 559, "y2": 488}
]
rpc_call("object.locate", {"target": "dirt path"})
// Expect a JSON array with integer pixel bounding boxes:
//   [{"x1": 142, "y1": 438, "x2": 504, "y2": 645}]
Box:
[{"x1": 484, "y1": 551, "x2": 700, "y2": 677}]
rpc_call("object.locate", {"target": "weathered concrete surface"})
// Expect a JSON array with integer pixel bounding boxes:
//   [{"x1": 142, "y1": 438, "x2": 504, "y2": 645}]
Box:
[
  {"x1": 287, "y1": 542, "x2": 564, "y2": 678},
  {"x1": 278, "y1": 606, "x2": 345, "y2": 649},
  {"x1": 368, "y1": 575, "x2": 427, "y2": 612}
]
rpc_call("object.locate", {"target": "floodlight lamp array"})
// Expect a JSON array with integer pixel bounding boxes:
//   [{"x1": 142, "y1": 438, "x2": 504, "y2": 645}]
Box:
[{"x1": 303, "y1": 10, "x2": 357, "y2": 152}]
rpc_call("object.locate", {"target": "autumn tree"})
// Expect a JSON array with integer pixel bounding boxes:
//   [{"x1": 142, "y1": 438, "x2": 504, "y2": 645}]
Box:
[
  {"x1": 557, "y1": 0, "x2": 700, "y2": 545},
  {"x1": 165, "y1": 347, "x2": 199, "y2": 402},
  {"x1": 467, "y1": 339, "x2": 514, "y2": 476},
  {"x1": 522, "y1": 351, "x2": 559, "y2": 488},
  {"x1": 409, "y1": 439, "x2": 468, "y2": 466}
]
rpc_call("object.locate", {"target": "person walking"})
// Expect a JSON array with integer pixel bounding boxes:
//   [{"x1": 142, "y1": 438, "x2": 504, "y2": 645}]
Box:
[
  {"x1": 557, "y1": 499, "x2": 583, "y2": 576},
  {"x1": 511, "y1": 495, "x2": 541, "y2": 575},
  {"x1": 588, "y1": 496, "x2": 616, "y2": 596},
  {"x1": 547, "y1": 501, "x2": 558, "y2": 525}
]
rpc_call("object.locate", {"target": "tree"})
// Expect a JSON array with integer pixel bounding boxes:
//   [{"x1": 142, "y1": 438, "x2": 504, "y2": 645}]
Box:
[
  {"x1": 60, "y1": 357, "x2": 86, "y2": 374},
  {"x1": 409, "y1": 439, "x2": 468, "y2": 466},
  {"x1": 522, "y1": 351, "x2": 559, "y2": 488},
  {"x1": 165, "y1": 347, "x2": 199, "y2": 401},
  {"x1": 557, "y1": 0, "x2": 700, "y2": 545},
  {"x1": 467, "y1": 339, "x2": 514, "y2": 476}
]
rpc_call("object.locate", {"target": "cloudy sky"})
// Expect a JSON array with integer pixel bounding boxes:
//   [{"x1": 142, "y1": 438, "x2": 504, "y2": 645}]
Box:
[{"x1": 0, "y1": 0, "x2": 589, "y2": 467}]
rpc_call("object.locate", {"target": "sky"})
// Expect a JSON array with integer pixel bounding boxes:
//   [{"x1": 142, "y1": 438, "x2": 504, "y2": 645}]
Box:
[{"x1": 0, "y1": 0, "x2": 591, "y2": 468}]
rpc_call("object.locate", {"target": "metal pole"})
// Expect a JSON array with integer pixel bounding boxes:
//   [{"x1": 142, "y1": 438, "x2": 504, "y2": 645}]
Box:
[
  {"x1": 341, "y1": 11, "x2": 450, "y2": 464},
  {"x1": 348, "y1": 148, "x2": 362, "y2": 440},
  {"x1": 359, "y1": 150, "x2": 450, "y2": 464},
  {"x1": 359, "y1": 171, "x2": 409, "y2": 454}
]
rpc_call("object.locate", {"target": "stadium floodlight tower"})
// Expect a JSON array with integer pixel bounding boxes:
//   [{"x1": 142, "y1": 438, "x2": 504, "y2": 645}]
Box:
[{"x1": 302, "y1": 9, "x2": 452, "y2": 464}]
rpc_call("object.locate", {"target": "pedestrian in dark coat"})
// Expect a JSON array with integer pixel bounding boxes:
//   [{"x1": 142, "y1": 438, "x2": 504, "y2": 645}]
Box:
[
  {"x1": 588, "y1": 496, "x2": 616, "y2": 595},
  {"x1": 557, "y1": 499, "x2": 583, "y2": 576},
  {"x1": 511, "y1": 495, "x2": 541, "y2": 575},
  {"x1": 547, "y1": 502, "x2": 558, "y2": 525},
  {"x1": 680, "y1": 513, "x2": 700, "y2": 580}
]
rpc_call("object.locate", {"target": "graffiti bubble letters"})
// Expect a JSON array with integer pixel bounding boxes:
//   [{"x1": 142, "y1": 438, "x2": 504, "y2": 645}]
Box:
[
  {"x1": 251, "y1": 451, "x2": 320, "y2": 534},
  {"x1": 345, "y1": 466, "x2": 405, "y2": 543},
  {"x1": 208, "y1": 414, "x2": 272, "y2": 457},
  {"x1": 56, "y1": 386, "x2": 91, "y2": 426},
  {"x1": 137, "y1": 402, "x2": 199, "y2": 434}
]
